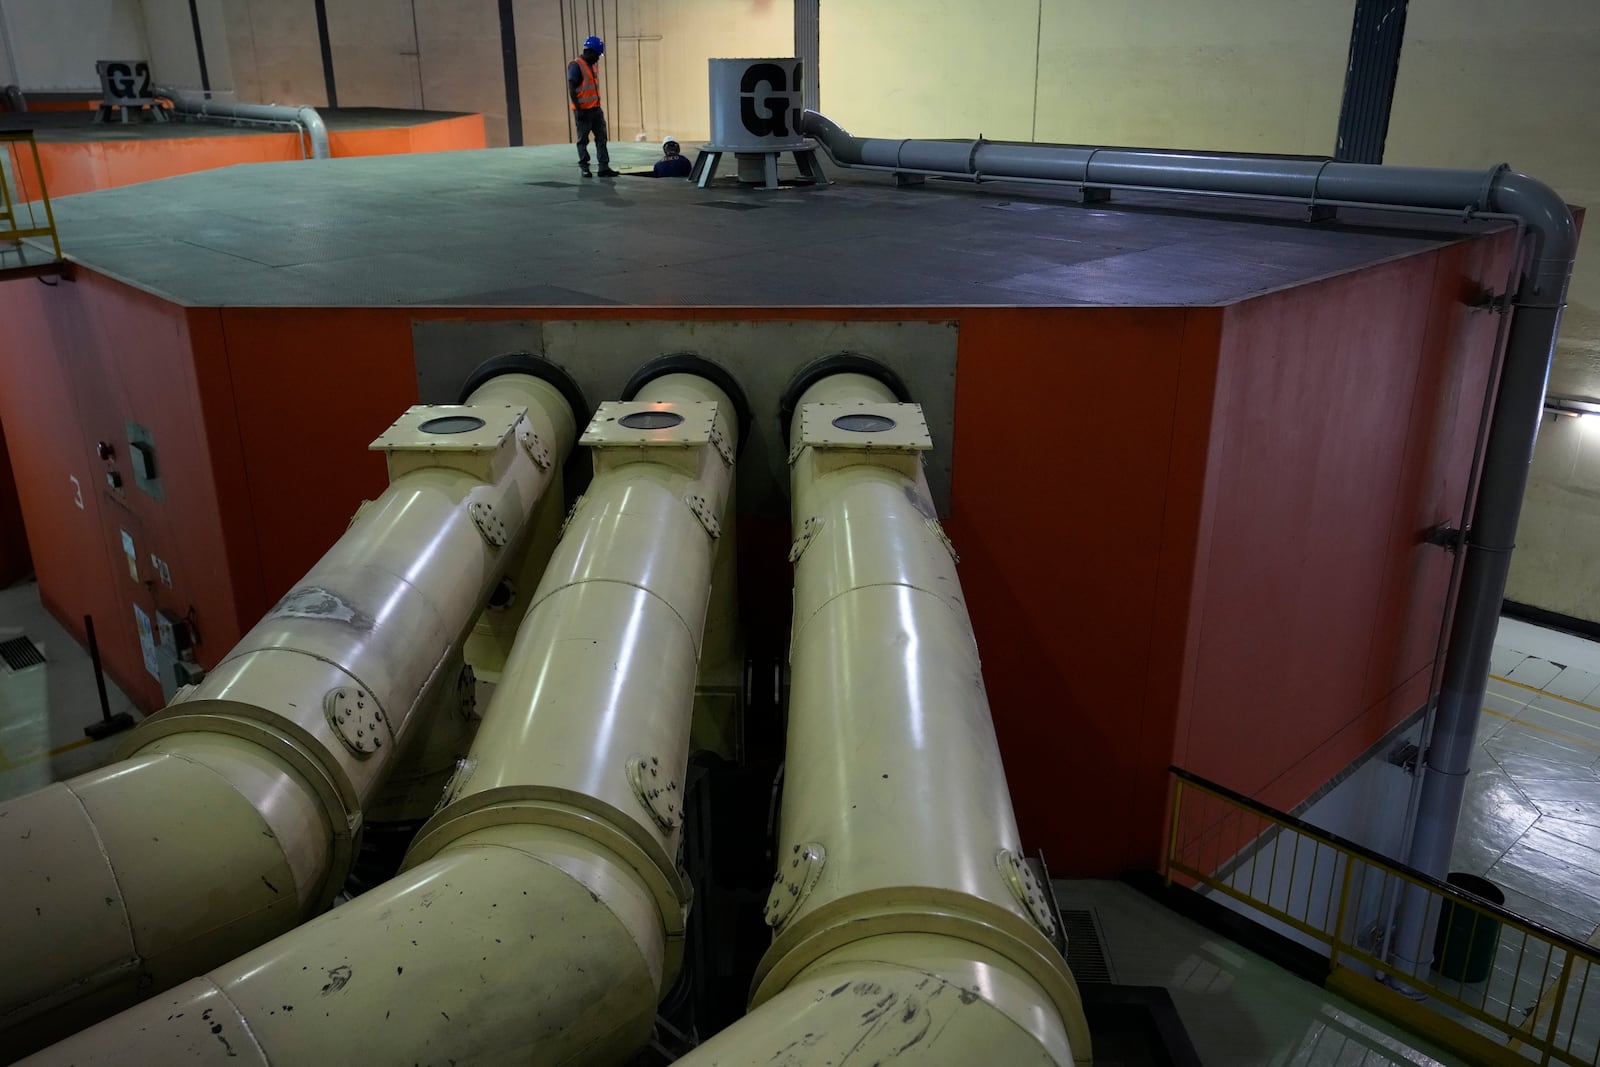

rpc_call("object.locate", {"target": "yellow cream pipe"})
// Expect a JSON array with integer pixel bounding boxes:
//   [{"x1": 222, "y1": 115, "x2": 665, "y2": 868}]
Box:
[
  {"x1": 676, "y1": 369, "x2": 1091, "y2": 1066},
  {"x1": 0, "y1": 365, "x2": 577, "y2": 1060},
  {"x1": 20, "y1": 373, "x2": 737, "y2": 1067}
]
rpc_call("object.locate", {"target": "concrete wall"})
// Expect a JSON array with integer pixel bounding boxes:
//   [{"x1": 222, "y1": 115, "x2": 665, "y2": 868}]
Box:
[
  {"x1": 1384, "y1": 0, "x2": 1600, "y2": 623},
  {"x1": 817, "y1": 0, "x2": 1599, "y2": 625},
  {"x1": 819, "y1": 0, "x2": 1349, "y2": 153},
  {"x1": 1507, "y1": 413, "x2": 1600, "y2": 622},
  {"x1": 209, "y1": 0, "x2": 790, "y2": 148},
  {"x1": 0, "y1": 0, "x2": 151, "y2": 90}
]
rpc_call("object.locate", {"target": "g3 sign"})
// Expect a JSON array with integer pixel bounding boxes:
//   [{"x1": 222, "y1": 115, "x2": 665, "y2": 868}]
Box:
[
  {"x1": 96, "y1": 60, "x2": 156, "y2": 106},
  {"x1": 739, "y1": 61, "x2": 803, "y2": 139}
]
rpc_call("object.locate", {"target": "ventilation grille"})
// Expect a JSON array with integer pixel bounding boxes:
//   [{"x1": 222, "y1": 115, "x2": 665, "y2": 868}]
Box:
[
  {"x1": 1060, "y1": 908, "x2": 1113, "y2": 984},
  {"x1": 0, "y1": 635, "x2": 45, "y2": 671}
]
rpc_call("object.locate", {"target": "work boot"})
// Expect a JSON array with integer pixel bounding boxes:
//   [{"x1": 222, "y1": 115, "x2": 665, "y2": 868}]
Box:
[{"x1": 598, "y1": 168, "x2": 620, "y2": 177}]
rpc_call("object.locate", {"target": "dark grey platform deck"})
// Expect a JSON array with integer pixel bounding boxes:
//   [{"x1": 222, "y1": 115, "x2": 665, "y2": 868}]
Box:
[{"x1": 29, "y1": 141, "x2": 1505, "y2": 308}]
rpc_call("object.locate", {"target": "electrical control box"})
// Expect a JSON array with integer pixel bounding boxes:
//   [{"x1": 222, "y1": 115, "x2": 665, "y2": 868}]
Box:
[
  {"x1": 156, "y1": 609, "x2": 191, "y2": 654},
  {"x1": 125, "y1": 421, "x2": 162, "y2": 500}
]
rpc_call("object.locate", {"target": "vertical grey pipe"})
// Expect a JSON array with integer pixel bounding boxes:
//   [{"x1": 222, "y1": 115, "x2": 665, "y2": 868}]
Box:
[
  {"x1": 1389, "y1": 174, "x2": 1574, "y2": 973},
  {"x1": 801, "y1": 109, "x2": 1579, "y2": 970}
]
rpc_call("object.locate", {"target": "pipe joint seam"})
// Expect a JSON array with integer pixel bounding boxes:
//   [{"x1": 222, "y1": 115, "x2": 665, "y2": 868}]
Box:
[
  {"x1": 119, "y1": 709, "x2": 359, "y2": 908},
  {"x1": 404, "y1": 792, "x2": 688, "y2": 944},
  {"x1": 753, "y1": 892, "x2": 1087, "y2": 1057}
]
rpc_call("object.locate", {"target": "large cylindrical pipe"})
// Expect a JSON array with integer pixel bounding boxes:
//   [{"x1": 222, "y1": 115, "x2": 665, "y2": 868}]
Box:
[
  {"x1": 21, "y1": 372, "x2": 740, "y2": 1067},
  {"x1": 680, "y1": 368, "x2": 1089, "y2": 1066},
  {"x1": 804, "y1": 110, "x2": 1581, "y2": 972},
  {"x1": 0, "y1": 363, "x2": 578, "y2": 1058},
  {"x1": 158, "y1": 87, "x2": 330, "y2": 159}
]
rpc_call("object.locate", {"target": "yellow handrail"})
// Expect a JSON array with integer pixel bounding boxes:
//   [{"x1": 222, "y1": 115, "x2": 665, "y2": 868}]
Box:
[
  {"x1": 0, "y1": 129, "x2": 62, "y2": 263},
  {"x1": 1167, "y1": 768, "x2": 1600, "y2": 1067}
]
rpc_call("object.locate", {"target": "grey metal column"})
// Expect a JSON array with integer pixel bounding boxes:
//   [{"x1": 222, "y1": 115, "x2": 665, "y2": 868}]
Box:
[
  {"x1": 1390, "y1": 173, "x2": 1574, "y2": 970},
  {"x1": 1335, "y1": 0, "x2": 1409, "y2": 163},
  {"x1": 794, "y1": 0, "x2": 819, "y2": 111}
]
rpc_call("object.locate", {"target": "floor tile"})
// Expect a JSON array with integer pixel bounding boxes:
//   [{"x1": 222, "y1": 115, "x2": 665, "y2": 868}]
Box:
[
  {"x1": 1053, "y1": 879, "x2": 1466, "y2": 1066},
  {"x1": 1506, "y1": 656, "x2": 1563, "y2": 691},
  {"x1": 1546, "y1": 666, "x2": 1600, "y2": 705},
  {"x1": 1487, "y1": 839, "x2": 1600, "y2": 941},
  {"x1": 1491, "y1": 646, "x2": 1531, "y2": 677}
]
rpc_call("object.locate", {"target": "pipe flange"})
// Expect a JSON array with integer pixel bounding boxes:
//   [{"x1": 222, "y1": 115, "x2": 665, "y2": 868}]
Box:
[
  {"x1": 996, "y1": 848, "x2": 1056, "y2": 939},
  {"x1": 557, "y1": 494, "x2": 586, "y2": 541},
  {"x1": 324, "y1": 685, "x2": 387, "y2": 758},
  {"x1": 435, "y1": 756, "x2": 478, "y2": 813},
  {"x1": 684, "y1": 491, "x2": 722, "y2": 540},
  {"x1": 788, "y1": 516, "x2": 825, "y2": 563},
  {"x1": 518, "y1": 424, "x2": 553, "y2": 471},
  {"x1": 469, "y1": 499, "x2": 509, "y2": 548},
  {"x1": 626, "y1": 755, "x2": 682, "y2": 832},
  {"x1": 620, "y1": 353, "x2": 752, "y2": 454},
  {"x1": 346, "y1": 498, "x2": 375, "y2": 530},
  {"x1": 779, "y1": 353, "x2": 913, "y2": 447},
  {"x1": 456, "y1": 663, "x2": 480, "y2": 722},
  {"x1": 926, "y1": 518, "x2": 960, "y2": 564},
  {"x1": 765, "y1": 841, "x2": 826, "y2": 930},
  {"x1": 708, "y1": 420, "x2": 734, "y2": 468}
]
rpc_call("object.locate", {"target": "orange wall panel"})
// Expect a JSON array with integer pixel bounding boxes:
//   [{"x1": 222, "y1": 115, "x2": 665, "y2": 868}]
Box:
[
  {"x1": 1172, "y1": 238, "x2": 1513, "y2": 821},
  {"x1": 19, "y1": 115, "x2": 486, "y2": 201},
  {"x1": 216, "y1": 308, "x2": 418, "y2": 612},
  {"x1": 328, "y1": 114, "x2": 487, "y2": 158},
  {"x1": 0, "y1": 244, "x2": 1511, "y2": 872},
  {"x1": 0, "y1": 276, "x2": 148, "y2": 708},
  {"x1": 0, "y1": 272, "x2": 245, "y2": 712},
  {"x1": 946, "y1": 306, "x2": 1204, "y2": 874},
  {"x1": 27, "y1": 134, "x2": 303, "y2": 199}
]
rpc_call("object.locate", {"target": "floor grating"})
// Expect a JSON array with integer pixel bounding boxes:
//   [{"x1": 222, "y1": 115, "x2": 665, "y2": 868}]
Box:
[
  {"x1": 1061, "y1": 907, "x2": 1114, "y2": 984},
  {"x1": 0, "y1": 635, "x2": 45, "y2": 671}
]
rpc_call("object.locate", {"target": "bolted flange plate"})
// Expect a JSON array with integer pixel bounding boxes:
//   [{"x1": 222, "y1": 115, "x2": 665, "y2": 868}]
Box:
[
  {"x1": 996, "y1": 847, "x2": 1056, "y2": 938},
  {"x1": 324, "y1": 685, "x2": 386, "y2": 758},
  {"x1": 626, "y1": 754, "x2": 682, "y2": 832},
  {"x1": 684, "y1": 490, "x2": 722, "y2": 539},
  {"x1": 788, "y1": 515, "x2": 824, "y2": 563},
  {"x1": 469, "y1": 498, "x2": 508, "y2": 548},
  {"x1": 765, "y1": 841, "x2": 827, "y2": 929}
]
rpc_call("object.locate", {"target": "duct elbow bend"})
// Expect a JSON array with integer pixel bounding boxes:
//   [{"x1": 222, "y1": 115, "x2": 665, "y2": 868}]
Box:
[
  {"x1": 296, "y1": 106, "x2": 330, "y2": 159},
  {"x1": 1490, "y1": 170, "x2": 1578, "y2": 306},
  {"x1": 800, "y1": 109, "x2": 859, "y2": 164}
]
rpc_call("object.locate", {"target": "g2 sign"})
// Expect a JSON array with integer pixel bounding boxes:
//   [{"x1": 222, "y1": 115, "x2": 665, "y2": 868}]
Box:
[
  {"x1": 739, "y1": 61, "x2": 803, "y2": 140},
  {"x1": 707, "y1": 57, "x2": 807, "y2": 149},
  {"x1": 96, "y1": 60, "x2": 156, "y2": 106}
]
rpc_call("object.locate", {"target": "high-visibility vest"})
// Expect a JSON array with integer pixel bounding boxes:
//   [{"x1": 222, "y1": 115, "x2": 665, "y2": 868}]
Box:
[{"x1": 570, "y1": 57, "x2": 600, "y2": 111}]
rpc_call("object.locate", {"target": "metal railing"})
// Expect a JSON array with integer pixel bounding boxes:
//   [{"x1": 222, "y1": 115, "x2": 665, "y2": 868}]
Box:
[
  {"x1": 0, "y1": 129, "x2": 61, "y2": 267},
  {"x1": 1167, "y1": 768, "x2": 1600, "y2": 1067}
]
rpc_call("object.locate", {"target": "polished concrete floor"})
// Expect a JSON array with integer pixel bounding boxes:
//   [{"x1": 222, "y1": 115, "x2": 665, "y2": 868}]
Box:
[
  {"x1": 1055, "y1": 879, "x2": 1461, "y2": 1065},
  {"x1": 1456, "y1": 616, "x2": 1600, "y2": 942},
  {"x1": 0, "y1": 577, "x2": 137, "y2": 801}
]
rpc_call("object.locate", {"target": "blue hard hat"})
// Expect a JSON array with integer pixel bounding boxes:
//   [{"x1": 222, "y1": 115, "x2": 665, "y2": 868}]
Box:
[{"x1": 584, "y1": 36, "x2": 605, "y2": 55}]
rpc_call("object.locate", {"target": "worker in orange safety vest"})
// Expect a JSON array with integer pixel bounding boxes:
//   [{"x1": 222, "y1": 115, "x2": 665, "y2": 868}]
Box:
[{"x1": 568, "y1": 36, "x2": 617, "y2": 178}]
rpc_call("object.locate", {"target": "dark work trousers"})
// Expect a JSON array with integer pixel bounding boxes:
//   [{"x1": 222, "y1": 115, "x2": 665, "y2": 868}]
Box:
[{"x1": 574, "y1": 107, "x2": 610, "y2": 169}]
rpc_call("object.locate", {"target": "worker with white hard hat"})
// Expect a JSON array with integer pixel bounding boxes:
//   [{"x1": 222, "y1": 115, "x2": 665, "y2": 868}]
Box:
[{"x1": 653, "y1": 135, "x2": 692, "y2": 178}]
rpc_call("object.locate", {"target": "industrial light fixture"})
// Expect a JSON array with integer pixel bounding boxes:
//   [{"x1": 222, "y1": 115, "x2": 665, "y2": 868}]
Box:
[{"x1": 1544, "y1": 394, "x2": 1600, "y2": 419}]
